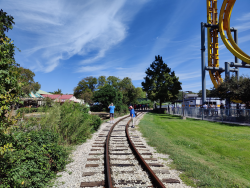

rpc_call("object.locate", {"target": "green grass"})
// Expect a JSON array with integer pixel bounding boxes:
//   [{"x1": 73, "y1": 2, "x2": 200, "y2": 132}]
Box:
[{"x1": 138, "y1": 113, "x2": 250, "y2": 188}]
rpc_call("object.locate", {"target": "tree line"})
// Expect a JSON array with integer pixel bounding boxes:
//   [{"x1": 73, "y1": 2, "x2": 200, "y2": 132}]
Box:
[{"x1": 73, "y1": 76, "x2": 147, "y2": 112}]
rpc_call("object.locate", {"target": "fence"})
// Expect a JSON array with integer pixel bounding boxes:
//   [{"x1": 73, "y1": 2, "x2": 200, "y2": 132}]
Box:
[{"x1": 166, "y1": 107, "x2": 250, "y2": 124}]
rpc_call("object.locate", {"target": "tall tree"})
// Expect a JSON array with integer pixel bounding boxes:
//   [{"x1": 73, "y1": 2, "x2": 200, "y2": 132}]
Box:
[
  {"x1": 73, "y1": 76, "x2": 97, "y2": 99},
  {"x1": 141, "y1": 55, "x2": 182, "y2": 109},
  {"x1": 118, "y1": 77, "x2": 136, "y2": 104},
  {"x1": 135, "y1": 87, "x2": 147, "y2": 99},
  {"x1": 0, "y1": 9, "x2": 22, "y2": 156},
  {"x1": 97, "y1": 76, "x2": 107, "y2": 89},
  {"x1": 92, "y1": 84, "x2": 123, "y2": 111},
  {"x1": 18, "y1": 67, "x2": 41, "y2": 95},
  {"x1": 107, "y1": 76, "x2": 120, "y2": 89}
]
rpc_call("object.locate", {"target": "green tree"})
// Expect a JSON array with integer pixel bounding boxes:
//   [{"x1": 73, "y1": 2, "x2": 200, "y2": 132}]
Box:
[
  {"x1": 141, "y1": 55, "x2": 182, "y2": 109},
  {"x1": 118, "y1": 77, "x2": 136, "y2": 104},
  {"x1": 107, "y1": 76, "x2": 120, "y2": 89},
  {"x1": 0, "y1": 9, "x2": 22, "y2": 156},
  {"x1": 80, "y1": 91, "x2": 93, "y2": 104},
  {"x1": 18, "y1": 67, "x2": 41, "y2": 95},
  {"x1": 97, "y1": 76, "x2": 107, "y2": 89},
  {"x1": 214, "y1": 75, "x2": 250, "y2": 106},
  {"x1": 50, "y1": 88, "x2": 62, "y2": 94},
  {"x1": 198, "y1": 89, "x2": 218, "y2": 98},
  {"x1": 92, "y1": 84, "x2": 123, "y2": 111},
  {"x1": 135, "y1": 87, "x2": 146, "y2": 99},
  {"x1": 73, "y1": 76, "x2": 97, "y2": 100}
]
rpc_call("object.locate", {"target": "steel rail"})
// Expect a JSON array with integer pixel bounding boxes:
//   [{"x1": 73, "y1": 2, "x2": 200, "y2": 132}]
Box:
[
  {"x1": 104, "y1": 115, "x2": 130, "y2": 188},
  {"x1": 125, "y1": 113, "x2": 166, "y2": 188}
]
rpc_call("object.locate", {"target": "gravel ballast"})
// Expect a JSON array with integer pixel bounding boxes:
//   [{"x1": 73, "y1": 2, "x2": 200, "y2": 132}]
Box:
[{"x1": 52, "y1": 113, "x2": 192, "y2": 188}]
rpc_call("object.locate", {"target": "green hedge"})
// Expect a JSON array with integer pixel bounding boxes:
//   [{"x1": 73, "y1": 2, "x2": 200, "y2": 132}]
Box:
[
  {"x1": 0, "y1": 130, "x2": 68, "y2": 188},
  {"x1": 40, "y1": 102, "x2": 101, "y2": 144},
  {"x1": 0, "y1": 102, "x2": 100, "y2": 187},
  {"x1": 16, "y1": 107, "x2": 49, "y2": 114}
]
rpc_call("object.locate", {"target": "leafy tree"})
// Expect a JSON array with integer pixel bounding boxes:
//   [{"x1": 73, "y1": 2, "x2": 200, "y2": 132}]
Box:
[
  {"x1": 198, "y1": 89, "x2": 218, "y2": 98},
  {"x1": 107, "y1": 76, "x2": 120, "y2": 89},
  {"x1": 92, "y1": 84, "x2": 123, "y2": 111},
  {"x1": 80, "y1": 91, "x2": 93, "y2": 104},
  {"x1": 214, "y1": 75, "x2": 250, "y2": 106},
  {"x1": 50, "y1": 88, "x2": 62, "y2": 94},
  {"x1": 118, "y1": 77, "x2": 136, "y2": 104},
  {"x1": 18, "y1": 67, "x2": 41, "y2": 95},
  {"x1": 73, "y1": 76, "x2": 97, "y2": 99},
  {"x1": 97, "y1": 76, "x2": 107, "y2": 89},
  {"x1": 0, "y1": 9, "x2": 22, "y2": 156},
  {"x1": 141, "y1": 55, "x2": 182, "y2": 109},
  {"x1": 135, "y1": 87, "x2": 146, "y2": 99}
]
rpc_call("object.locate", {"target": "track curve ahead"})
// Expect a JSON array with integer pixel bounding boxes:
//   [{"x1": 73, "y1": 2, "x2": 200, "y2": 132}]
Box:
[{"x1": 105, "y1": 113, "x2": 167, "y2": 188}]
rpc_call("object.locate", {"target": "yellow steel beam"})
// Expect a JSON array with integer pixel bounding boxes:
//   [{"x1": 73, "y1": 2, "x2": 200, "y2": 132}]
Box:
[
  {"x1": 207, "y1": 0, "x2": 222, "y2": 88},
  {"x1": 219, "y1": 0, "x2": 250, "y2": 64}
]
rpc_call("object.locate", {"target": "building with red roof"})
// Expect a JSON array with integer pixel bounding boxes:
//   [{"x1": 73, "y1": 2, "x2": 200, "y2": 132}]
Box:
[
  {"x1": 41, "y1": 94, "x2": 62, "y2": 100},
  {"x1": 41, "y1": 94, "x2": 84, "y2": 104},
  {"x1": 57, "y1": 95, "x2": 77, "y2": 103}
]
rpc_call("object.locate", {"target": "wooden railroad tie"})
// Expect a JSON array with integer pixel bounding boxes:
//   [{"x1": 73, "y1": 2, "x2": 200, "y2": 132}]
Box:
[
  {"x1": 85, "y1": 164, "x2": 99, "y2": 167},
  {"x1": 87, "y1": 158, "x2": 100, "y2": 161},
  {"x1": 162, "y1": 178, "x2": 180, "y2": 183},
  {"x1": 80, "y1": 181, "x2": 105, "y2": 187}
]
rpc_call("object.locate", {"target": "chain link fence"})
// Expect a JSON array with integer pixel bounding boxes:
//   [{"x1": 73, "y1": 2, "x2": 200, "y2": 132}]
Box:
[{"x1": 166, "y1": 107, "x2": 250, "y2": 124}]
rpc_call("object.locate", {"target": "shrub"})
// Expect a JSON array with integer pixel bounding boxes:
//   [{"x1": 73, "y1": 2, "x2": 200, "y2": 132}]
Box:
[
  {"x1": 90, "y1": 105, "x2": 102, "y2": 112},
  {"x1": 40, "y1": 102, "x2": 101, "y2": 144},
  {"x1": 0, "y1": 130, "x2": 68, "y2": 188},
  {"x1": 16, "y1": 106, "x2": 49, "y2": 114}
]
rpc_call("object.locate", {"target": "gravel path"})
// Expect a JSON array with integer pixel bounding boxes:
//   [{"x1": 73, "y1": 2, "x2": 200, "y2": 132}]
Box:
[{"x1": 52, "y1": 113, "x2": 192, "y2": 188}]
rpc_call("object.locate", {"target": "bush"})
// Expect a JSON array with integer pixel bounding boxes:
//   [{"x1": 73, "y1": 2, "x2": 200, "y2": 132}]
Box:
[
  {"x1": 114, "y1": 104, "x2": 129, "y2": 116},
  {"x1": 0, "y1": 102, "x2": 101, "y2": 187},
  {"x1": 0, "y1": 130, "x2": 68, "y2": 188},
  {"x1": 16, "y1": 106, "x2": 49, "y2": 114},
  {"x1": 90, "y1": 105, "x2": 102, "y2": 112},
  {"x1": 40, "y1": 102, "x2": 101, "y2": 144}
]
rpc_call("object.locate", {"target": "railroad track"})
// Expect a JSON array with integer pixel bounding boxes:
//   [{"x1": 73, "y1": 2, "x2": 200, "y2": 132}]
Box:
[{"x1": 80, "y1": 112, "x2": 180, "y2": 187}]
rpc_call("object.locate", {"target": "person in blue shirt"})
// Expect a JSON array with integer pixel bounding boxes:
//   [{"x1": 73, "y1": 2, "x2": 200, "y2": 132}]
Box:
[
  {"x1": 108, "y1": 103, "x2": 115, "y2": 123},
  {"x1": 129, "y1": 106, "x2": 136, "y2": 128}
]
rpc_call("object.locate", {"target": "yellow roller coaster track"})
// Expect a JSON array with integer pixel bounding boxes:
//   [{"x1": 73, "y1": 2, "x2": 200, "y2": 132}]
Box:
[
  {"x1": 207, "y1": 0, "x2": 222, "y2": 89},
  {"x1": 207, "y1": 0, "x2": 250, "y2": 89}
]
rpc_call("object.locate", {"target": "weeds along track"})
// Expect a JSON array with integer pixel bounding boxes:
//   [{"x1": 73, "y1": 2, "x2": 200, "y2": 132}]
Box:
[{"x1": 80, "y1": 112, "x2": 180, "y2": 188}]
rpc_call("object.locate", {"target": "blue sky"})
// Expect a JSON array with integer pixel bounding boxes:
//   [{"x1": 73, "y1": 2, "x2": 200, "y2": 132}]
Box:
[{"x1": 2, "y1": 0, "x2": 250, "y2": 94}]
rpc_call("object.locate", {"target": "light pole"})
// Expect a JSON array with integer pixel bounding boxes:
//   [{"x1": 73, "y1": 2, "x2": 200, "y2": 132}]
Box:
[{"x1": 182, "y1": 91, "x2": 191, "y2": 120}]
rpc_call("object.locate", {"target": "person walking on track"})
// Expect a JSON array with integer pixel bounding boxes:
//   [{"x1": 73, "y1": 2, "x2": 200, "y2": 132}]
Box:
[
  {"x1": 108, "y1": 103, "x2": 115, "y2": 123},
  {"x1": 129, "y1": 106, "x2": 136, "y2": 128}
]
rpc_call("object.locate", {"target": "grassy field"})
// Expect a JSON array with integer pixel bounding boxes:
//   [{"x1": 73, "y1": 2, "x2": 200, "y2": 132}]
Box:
[{"x1": 138, "y1": 113, "x2": 250, "y2": 188}]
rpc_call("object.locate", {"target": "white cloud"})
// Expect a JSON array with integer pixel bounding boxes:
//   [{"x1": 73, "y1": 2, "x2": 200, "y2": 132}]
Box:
[
  {"x1": 2, "y1": 0, "x2": 149, "y2": 72},
  {"x1": 237, "y1": 12, "x2": 250, "y2": 21}
]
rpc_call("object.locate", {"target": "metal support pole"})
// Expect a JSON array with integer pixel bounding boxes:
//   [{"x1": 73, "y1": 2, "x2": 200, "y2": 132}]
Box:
[
  {"x1": 181, "y1": 91, "x2": 186, "y2": 120},
  {"x1": 225, "y1": 62, "x2": 230, "y2": 113},
  {"x1": 234, "y1": 29, "x2": 238, "y2": 63},
  {"x1": 233, "y1": 29, "x2": 239, "y2": 80},
  {"x1": 225, "y1": 62, "x2": 230, "y2": 79},
  {"x1": 201, "y1": 22, "x2": 206, "y2": 105},
  {"x1": 182, "y1": 91, "x2": 184, "y2": 117}
]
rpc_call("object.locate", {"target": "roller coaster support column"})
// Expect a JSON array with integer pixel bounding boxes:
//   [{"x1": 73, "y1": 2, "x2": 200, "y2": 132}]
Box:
[
  {"x1": 232, "y1": 28, "x2": 239, "y2": 64},
  {"x1": 201, "y1": 22, "x2": 206, "y2": 105},
  {"x1": 225, "y1": 62, "x2": 230, "y2": 114},
  {"x1": 231, "y1": 28, "x2": 239, "y2": 80}
]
